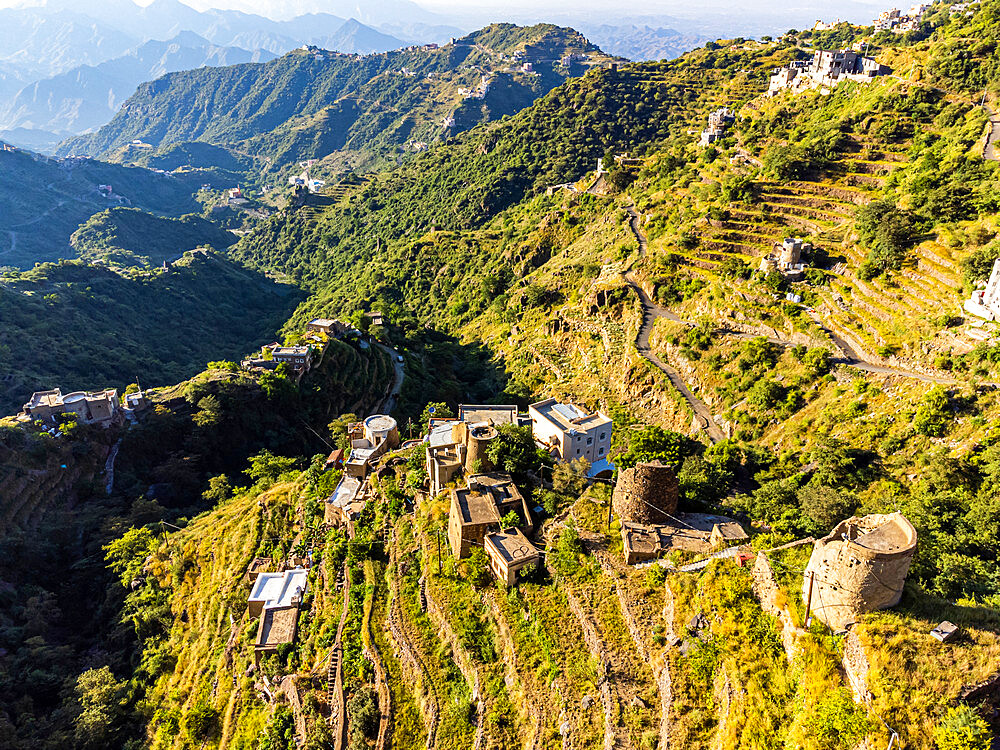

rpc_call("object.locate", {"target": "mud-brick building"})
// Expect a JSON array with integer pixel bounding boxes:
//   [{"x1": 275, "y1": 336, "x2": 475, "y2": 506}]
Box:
[{"x1": 803, "y1": 512, "x2": 917, "y2": 631}]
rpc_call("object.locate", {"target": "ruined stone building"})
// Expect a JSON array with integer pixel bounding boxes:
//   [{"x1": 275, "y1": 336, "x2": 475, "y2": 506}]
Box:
[
  {"x1": 759, "y1": 237, "x2": 810, "y2": 279},
  {"x1": 612, "y1": 460, "x2": 679, "y2": 525},
  {"x1": 803, "y1": 512, "x2": 917, "y2": 630}
]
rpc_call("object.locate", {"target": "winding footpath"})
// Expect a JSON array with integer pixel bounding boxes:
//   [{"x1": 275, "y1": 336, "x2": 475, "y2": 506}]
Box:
[
  {"x1": 622, "y1": 205, "x2": 726, "y2": 443},
  {"x1": 984, "y1": 99, "x2": 999, "y2": 162},
  {"x1": 622, "y1": 203, "x2": 966, "y2": 393}
]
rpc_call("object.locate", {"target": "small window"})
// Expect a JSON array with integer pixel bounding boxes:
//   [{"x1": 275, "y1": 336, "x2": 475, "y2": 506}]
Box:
[
  {"x1": 600, "y1": 432, "x2": 606, "y2": 440},
  {"x1": 587, "y1": 437, "x2": 593, "y2": 445},
  {"x1": 576, "y1": 448, "x2": 581, "y2": 455},
  {"x1": 599, "y1": 447, "x2": 605, "y2": 456}
]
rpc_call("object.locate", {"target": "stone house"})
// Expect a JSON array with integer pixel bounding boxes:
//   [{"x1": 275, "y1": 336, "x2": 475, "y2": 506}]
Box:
[
  {"x1": 22, "y1": 387, "x2": 121, "y2": 427},
  {"x1": 447, "y1": 472, "x2": 535, "y2": 564},
  {"x1": 425, "y1": 404, "x2": 519, "y2": 495},
  {"x1": 484, "y1": 529, "x2": 540, "y2": 586},
  {"x1": 345, "y1": 414, "x2": 399, "y2": 478}
]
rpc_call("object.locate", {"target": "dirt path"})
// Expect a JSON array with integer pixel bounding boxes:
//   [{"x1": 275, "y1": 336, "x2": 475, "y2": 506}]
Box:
[
  {"x1": 623, "y1": 205, "x2": 726, "y2": 443},
  {"x1": 983, "y1": 98, "x2": 999, "y2": 161},
  {"x1": 622, "y1": 203, "x2": 962, "y2": 389},
  {"x1": 332, "y1": 562, "x2": 350, "y2": 750}
]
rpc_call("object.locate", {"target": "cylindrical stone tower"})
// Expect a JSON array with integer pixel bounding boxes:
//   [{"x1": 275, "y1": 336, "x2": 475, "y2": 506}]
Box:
[
  {"x1": 612, "y1": 460, "x2": 679, "y2": 525},
  {"x1": 465, "y1": 424, "x2": 498, "y2": 473}
]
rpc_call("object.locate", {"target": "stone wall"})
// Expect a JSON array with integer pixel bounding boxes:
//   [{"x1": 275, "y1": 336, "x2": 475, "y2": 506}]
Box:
[
  {"x1": 612, "y1": 461, "x2": 679, "y2": 525},
  {"x1": 750, "y1": 552, "x2": 803, "y2": 662},
  {"x1": 842, "y1": 629, "x2": 872, "y2": 703}
]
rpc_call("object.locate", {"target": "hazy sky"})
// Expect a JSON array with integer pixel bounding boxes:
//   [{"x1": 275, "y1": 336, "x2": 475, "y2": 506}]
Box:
[{"x1": 0, "y1": 0, "x2": 885, "y2": 16}]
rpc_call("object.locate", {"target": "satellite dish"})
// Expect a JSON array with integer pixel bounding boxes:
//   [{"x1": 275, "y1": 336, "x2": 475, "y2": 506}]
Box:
[{"x1": 428, "y1": 406, "x2": 436, "y2": 414}]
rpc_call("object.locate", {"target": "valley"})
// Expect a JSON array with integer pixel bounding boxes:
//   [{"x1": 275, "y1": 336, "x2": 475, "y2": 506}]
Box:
[{"x1": 2, "y1": 3, "x2": 1000, "y2": 750}]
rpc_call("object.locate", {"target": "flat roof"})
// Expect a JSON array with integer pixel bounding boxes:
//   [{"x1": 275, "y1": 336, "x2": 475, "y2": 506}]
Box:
[
  {"x1": 364, "y1": 414, "x2": 397, "y2": 432},
  {"x1": 327, "y1": 475, "x2": 361, "y2": 509},
  {"x1": 453, "y1": 488, "x2": 500, "y2": 526},
  {"x1": 257, "y1": 606, "x2": 298, "y2": 648},
  {"x1": 458, "y1": 404, "x2": 518, "y2": 426},
  {"x1": 530, "y1": 397, "x2": 611, "y2": 433},
  {"x1": 249, "y1": 569, "x2": 308, "y2": 609},
  {"x1": 485, "y1": 529, "x2": 539, "y2": 564}
]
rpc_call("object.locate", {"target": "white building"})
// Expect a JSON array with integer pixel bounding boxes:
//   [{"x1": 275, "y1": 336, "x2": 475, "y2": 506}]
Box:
[
  {"x1": 529, "y1": 398, "x2": 613, "y2": 475},
  {"x1": 248, "y1": 569, "x2": 308, "y2": 617},
  {"x1": 965, "y1": 259, "x2": 1000, "y2": 320}
]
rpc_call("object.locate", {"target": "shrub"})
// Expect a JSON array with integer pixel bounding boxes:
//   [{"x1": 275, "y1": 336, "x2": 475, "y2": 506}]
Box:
[
  {"x1": 934, "y1": 705, "x2": 991, "y2": 750},
  {"x1": 914, "y1": 385, "x2": 952, "y2": 437}
]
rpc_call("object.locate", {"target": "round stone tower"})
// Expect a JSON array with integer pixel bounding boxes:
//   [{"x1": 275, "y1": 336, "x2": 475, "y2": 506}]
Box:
[
  {"x1": 465, "y1": 424, "x2": 498, "y2": 473},
  {"x1": 803, "y1": 512, "x2": 917, "y2": 631},
  {"x1": 612, "y1": 460, "x2": 679, "y2": 525}
]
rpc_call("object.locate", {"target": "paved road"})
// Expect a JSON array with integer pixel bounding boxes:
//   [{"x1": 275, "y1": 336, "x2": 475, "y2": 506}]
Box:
[
  {"x1": 375, "y1": 342, "x2": 405, "y2": 413},
  {"x1": 622, "y1": 205, "x2": 726, "y2": 443},
  {"x1": 984, "y1": 99, "x2": 1000, "y2": 161}
]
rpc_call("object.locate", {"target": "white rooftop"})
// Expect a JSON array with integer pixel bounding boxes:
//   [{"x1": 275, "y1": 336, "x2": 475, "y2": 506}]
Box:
[
  {"x1": 249, "y1": 569, "x2": 308, "y2": 610},
  {"x1": 328, "y1": 475, "x2": 361, "y2": 509}
]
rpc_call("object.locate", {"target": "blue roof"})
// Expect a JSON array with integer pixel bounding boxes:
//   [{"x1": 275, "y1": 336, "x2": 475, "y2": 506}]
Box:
[{"x1": 588, "y1": 458, "x2": 615, "y2": 477}]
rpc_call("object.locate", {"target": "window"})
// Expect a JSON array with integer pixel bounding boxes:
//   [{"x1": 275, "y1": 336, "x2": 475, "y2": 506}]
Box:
[
  {"x1": 599, "y1": 447, "x2": 605, "y2": 456},
  {"x1": 586, "y1": 437, "x2": 593, "y2": 445},
  {"x1": 576, "y1": 448, "x2": 581, "y2": 455},
  {"x1": 599, "y1": 432, "x2": 606, "y2": 440}
]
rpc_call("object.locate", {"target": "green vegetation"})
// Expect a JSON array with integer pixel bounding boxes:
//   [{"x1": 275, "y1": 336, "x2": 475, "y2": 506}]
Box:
[
  {"x1": 0, "y1": 252, "x2": 300, "y2": 414},
  {"x1": 71, "y1": 208, "x2": 236, "y2": 267}
]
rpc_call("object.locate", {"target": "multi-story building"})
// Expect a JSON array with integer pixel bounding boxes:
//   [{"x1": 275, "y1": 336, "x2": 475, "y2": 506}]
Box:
[{"x1": 528, "y1": 398, "x2": 612, "y2": 466}]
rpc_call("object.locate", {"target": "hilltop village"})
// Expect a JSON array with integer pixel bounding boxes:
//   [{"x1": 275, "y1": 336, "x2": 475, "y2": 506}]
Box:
[{"x1": 5, "y1": 3, "x2": 1000, "y2": 749}]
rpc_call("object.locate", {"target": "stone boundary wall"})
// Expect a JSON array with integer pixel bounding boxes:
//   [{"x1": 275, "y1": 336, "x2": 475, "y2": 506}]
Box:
[
  {"x1": 749, "y1": 552, "x2": 804, "y2": 662},
  {"x1": 842, "y1": 630, "x2": 872, "y2": 703}
]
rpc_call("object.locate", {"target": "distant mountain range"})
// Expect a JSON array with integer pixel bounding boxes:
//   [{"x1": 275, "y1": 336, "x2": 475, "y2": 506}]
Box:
[
  {"x1": 0, "y1": 0, "x2": 444, "y2": 150},
  {"x1": 0, "y1": 33, "x2": 279, "y2": 151},
  {"x1": 57, "y1": 24, "x2": 620, "y2": 174}
]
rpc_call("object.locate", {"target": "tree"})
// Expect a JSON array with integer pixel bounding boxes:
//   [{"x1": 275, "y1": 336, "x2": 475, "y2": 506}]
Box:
[
  {"x1": 802, "y1": 347, "x2": 832, "y2": 377},
  {"x1": 74, "y1": 667, "x2": 128, "y2": 747},
  {"x1": 500, "y1": 510, "x2": 521, "y2": 529},
  {"x1": 246, "y1": 449, "x2": 298, "y2": 485},
  {"x1": 616, "y1": 426, "x2": 689, "y2": 471},
  {"x1": 856, "y1": 200, "x2": 917, "y2": 278},
  {"x1": 183, "y1": 702, "x2": 220, "y2": 741},
  {"x1": 485, "y1": 423, "x2": 549, "y2": 478},
  {"x1": 202, "y1": 474, "x2": 232, "y2": 505},
  {"x1": 764, "y1": 144, "x2": 810, "y2": 180},
  {"x1": 914, "y1": 385, "x2": 952, "y2": 437},
  {"x1": 799, "y1": 484, "x2": 854, "y2": 533},
  {"x1": 934, "y1": 705, "x2": 991, "y2": 750},
  {"x1": 420, "y1": 401, "x2": 453, "y2": 433},
  {"x1": 104, "y1": 527, "x2": 157, "y2": 587}
]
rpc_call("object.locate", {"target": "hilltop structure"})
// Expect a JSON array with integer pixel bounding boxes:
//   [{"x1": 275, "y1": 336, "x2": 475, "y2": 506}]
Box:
[
  {"x1": 759, "y1": 237, "x2": 810, "y2": 278},
  {"x1": 22, "y1": 388, "x2": 121, "y2": 427},
  {"x1": 699, "y1": 107, "x2": 735, "y2": 147},
  {"x1": 345, "y1": 414, "x2": 399, "y2": 477},
  {"x1": 768, "y1": 49, "x2": 890, "y2": 96},
  {"x1": 803, "y1": 512, "x2": 917, "y2": 630},
  {"x1": 874, "y1": 4, "x2": 930, "y2": 32}
]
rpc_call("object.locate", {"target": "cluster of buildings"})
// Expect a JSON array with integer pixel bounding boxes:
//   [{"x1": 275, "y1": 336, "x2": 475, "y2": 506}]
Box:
[
  {"x1": 242, "y1": 317, "x2": 361, "y2": 379},
  {"x1": 698, "y1": 107, "x2": 736, "y2": 147},
  {"x1": 768, "y1": 49, "x2": 891, "y2": 97},
  {"x1": 247, "y1": 565, "x2": 309, "y2": 662},
  {"x1": 759, "y1": 237, "x2": 811, "y2": 279},
  {"x1": 459, "y1": 75, "x2": 492, "y2": 100},
  {"x1": 20, "y1": 387, "x2": 151, "y2": 428},
  {"x1": 425, "y1": 398, "x2": 612, "y2": 586},
  {"x1": 874, "y1": 4, "x2": 930, "y2": 32},
  {"x1": 324, "y1": 414, "x2": 400, "y2": 530}
]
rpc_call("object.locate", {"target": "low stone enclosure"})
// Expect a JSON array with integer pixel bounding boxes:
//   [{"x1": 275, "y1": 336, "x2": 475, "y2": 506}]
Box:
[{"x1": 803, "y1": 512, "x2": 917, "y2": 631}]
